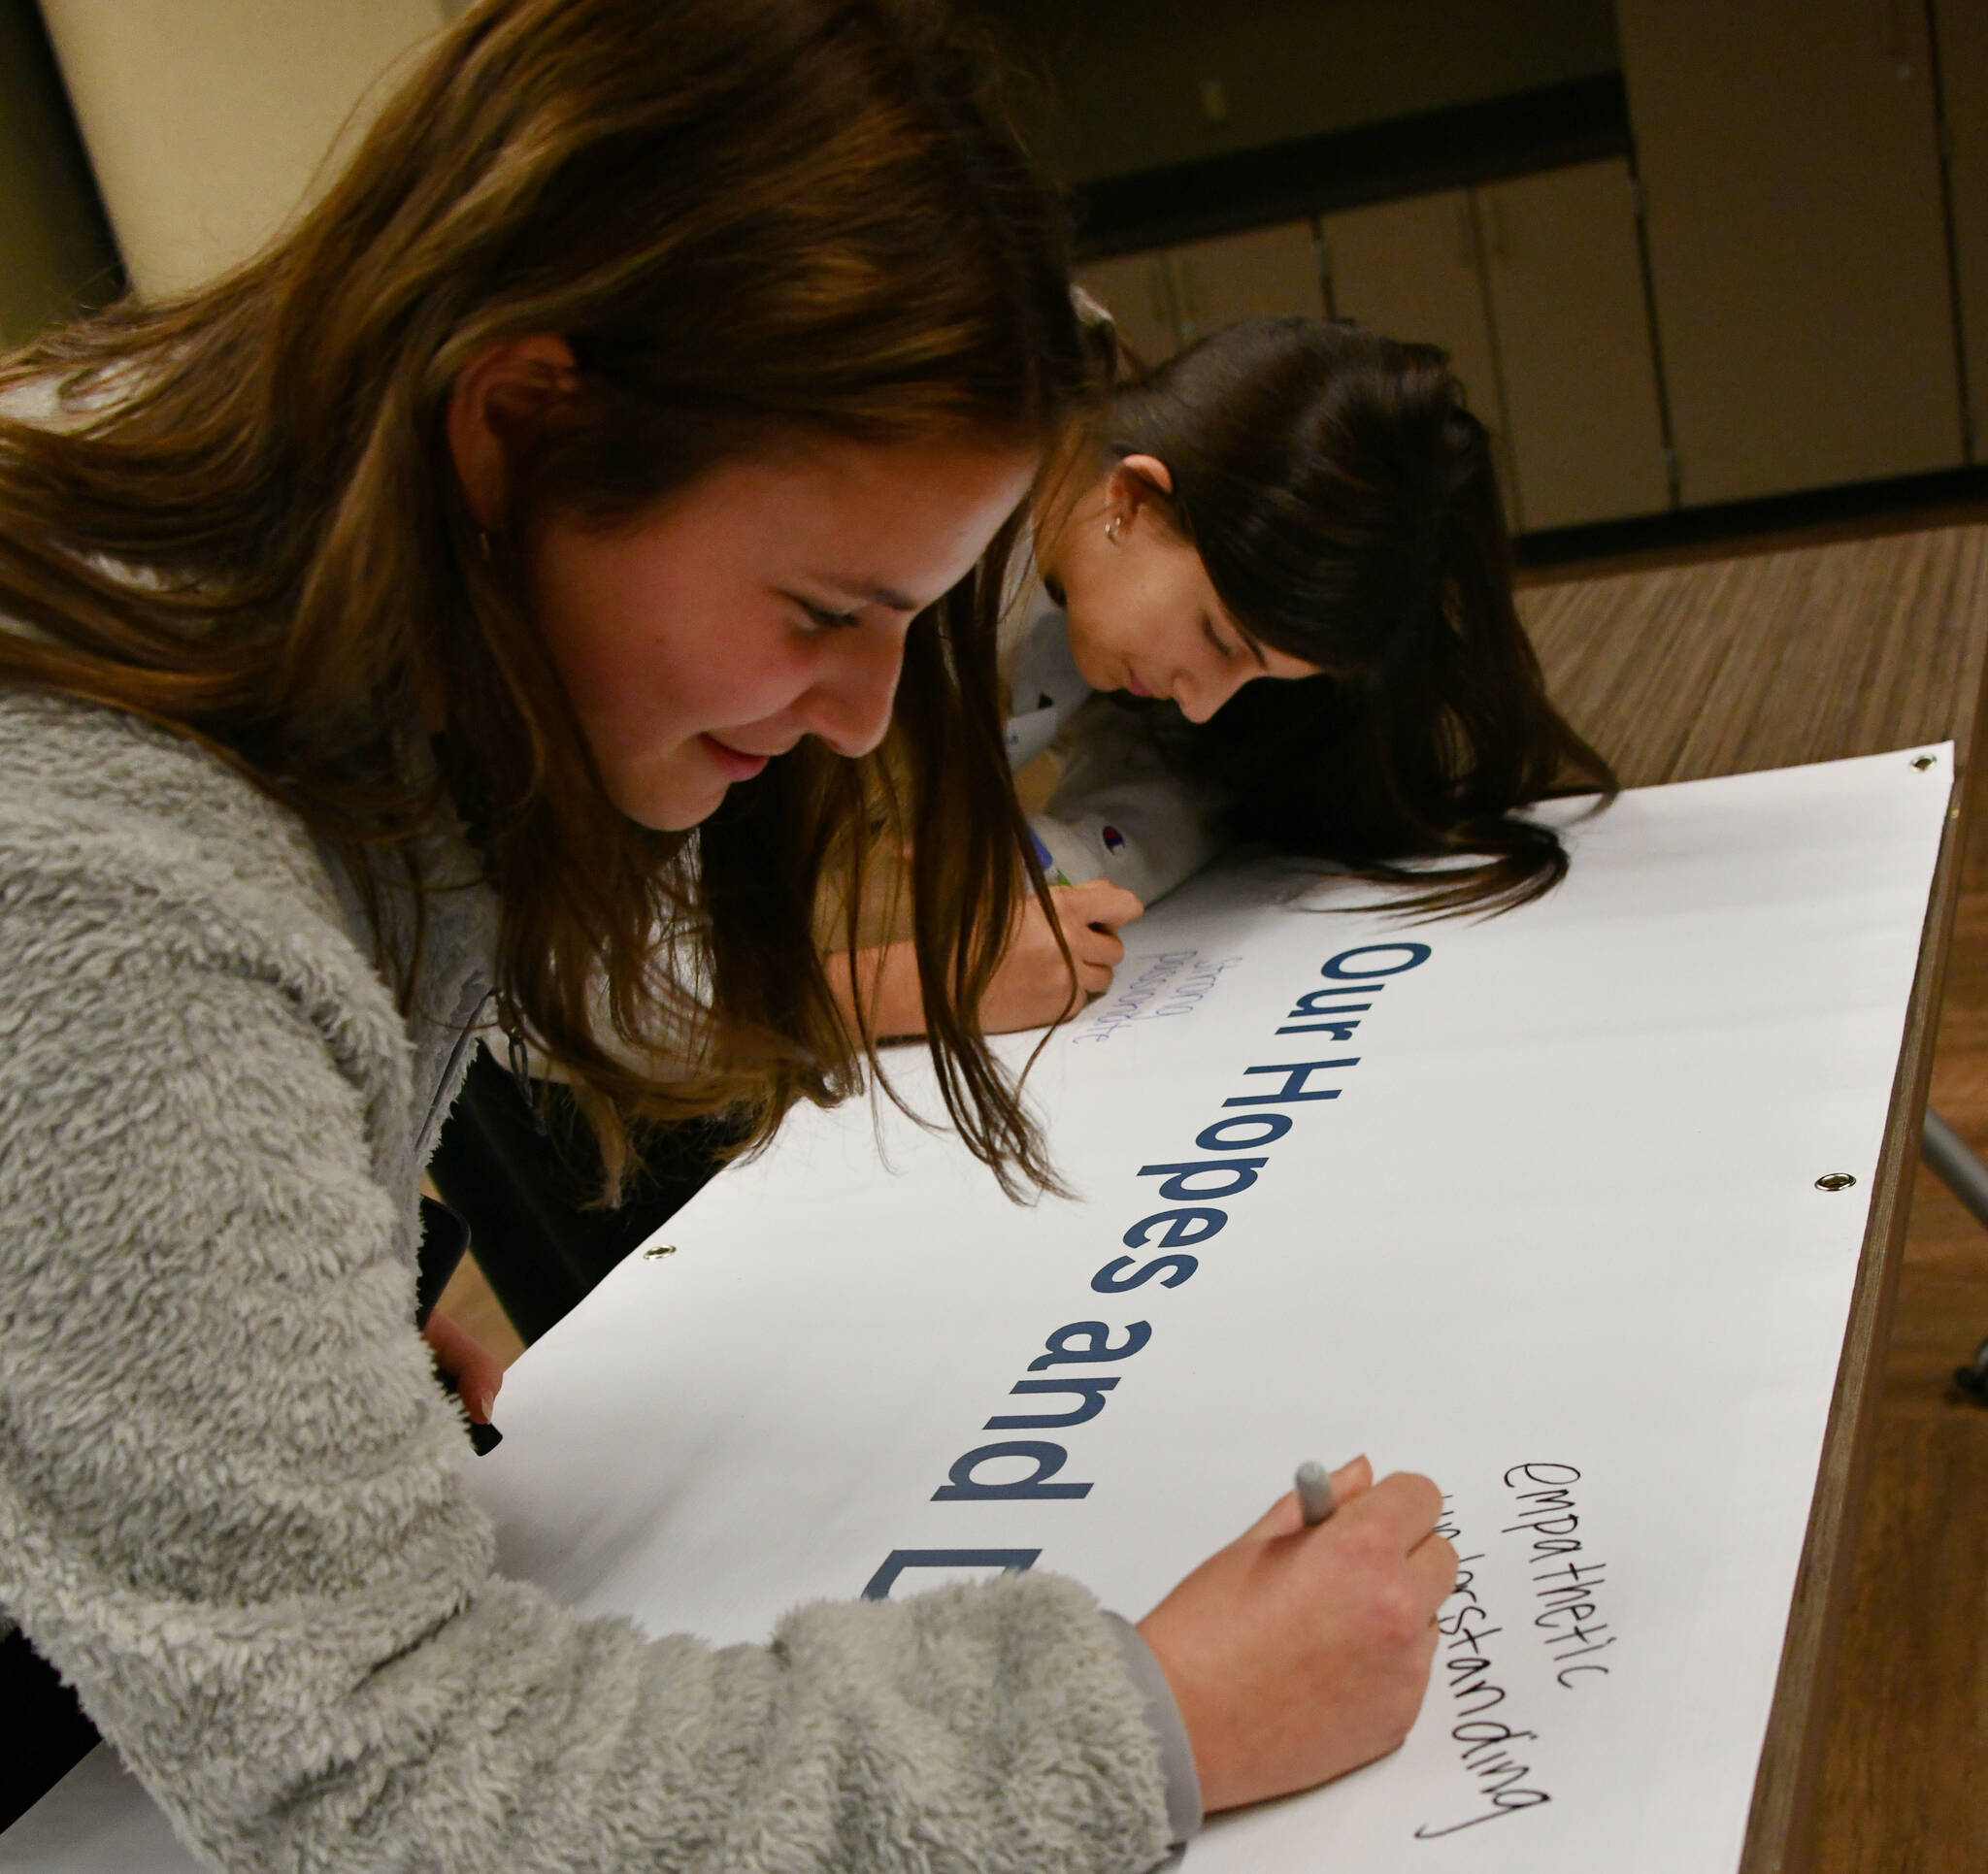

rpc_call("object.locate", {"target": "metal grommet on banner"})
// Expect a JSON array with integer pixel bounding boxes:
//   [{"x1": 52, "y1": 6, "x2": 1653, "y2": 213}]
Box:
[{"x1": 1814, "y1": 1171, "x2": 1857, "y2": 1192}]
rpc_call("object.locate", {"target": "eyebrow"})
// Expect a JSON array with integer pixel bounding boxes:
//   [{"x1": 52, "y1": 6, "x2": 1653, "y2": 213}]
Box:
[{"x1": 813, "y1": 575, "x2": 922, "y2": 612}]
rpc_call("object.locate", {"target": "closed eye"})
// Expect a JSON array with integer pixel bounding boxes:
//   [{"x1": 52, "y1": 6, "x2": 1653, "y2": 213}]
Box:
[
  {"x1": 795, "y1": 598, "x2": 863, "y2": 631},
  {"x1": 1207, "y1": 613, "x2": 1271, "y2": 670}
]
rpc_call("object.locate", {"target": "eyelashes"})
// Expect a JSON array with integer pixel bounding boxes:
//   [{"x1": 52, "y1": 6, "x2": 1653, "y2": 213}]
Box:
[{"x1": 797, "y1": 599, "x2": 862, "y2": 631}]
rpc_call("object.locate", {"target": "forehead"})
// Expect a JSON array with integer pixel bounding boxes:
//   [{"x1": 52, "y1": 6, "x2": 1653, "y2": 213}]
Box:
[
  {"x1": 631, "y1": 432, "x2": 1036, "y2": 598},
  {"x1": 702, "y1": 433, "x2": 1034, "y2": 534}
]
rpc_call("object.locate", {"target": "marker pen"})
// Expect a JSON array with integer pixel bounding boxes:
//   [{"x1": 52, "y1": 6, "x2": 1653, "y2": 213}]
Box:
[{"x1": 1295, "y1": 1461, "x2": 1336, "y2": 1527}]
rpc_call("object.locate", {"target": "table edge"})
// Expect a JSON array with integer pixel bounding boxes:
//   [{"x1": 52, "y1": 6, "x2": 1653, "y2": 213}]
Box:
[{"x1": 1738, "y1": 725, "x2": 1986, "y2": 1869}]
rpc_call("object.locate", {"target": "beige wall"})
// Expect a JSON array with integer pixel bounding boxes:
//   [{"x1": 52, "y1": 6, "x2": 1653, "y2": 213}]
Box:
[
  {"x1": 961, "y1": 0, "x2": 1619, "y2": 184},
  {"x1": 39, "y1": 0, "x2": 451, "y2": 299}
]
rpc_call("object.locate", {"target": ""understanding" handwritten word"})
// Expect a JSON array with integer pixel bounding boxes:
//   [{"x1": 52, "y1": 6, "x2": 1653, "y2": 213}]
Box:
[{"x1": 1415, "y1": 1496, "x2": 1552, "y2": 1838}]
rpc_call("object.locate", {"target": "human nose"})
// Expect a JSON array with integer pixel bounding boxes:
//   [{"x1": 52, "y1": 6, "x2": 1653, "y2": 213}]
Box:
[
  {"x1": 800, "y1": 627, "x2": 904, "y2": 756},
  {"x1": 1176, "y1": 658, "x2": 1256, "y2": 725}
]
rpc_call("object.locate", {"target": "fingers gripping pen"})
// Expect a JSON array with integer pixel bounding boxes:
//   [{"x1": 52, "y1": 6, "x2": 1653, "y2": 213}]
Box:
[{"x1": 1028, "y1": 829, "x2": 1073, "y2": 887}]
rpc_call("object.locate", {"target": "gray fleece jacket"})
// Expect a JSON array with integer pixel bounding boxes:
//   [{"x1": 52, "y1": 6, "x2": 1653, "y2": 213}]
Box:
[{"x1": 0, "y1": 684, "x2": 1186, "y2": 1871}]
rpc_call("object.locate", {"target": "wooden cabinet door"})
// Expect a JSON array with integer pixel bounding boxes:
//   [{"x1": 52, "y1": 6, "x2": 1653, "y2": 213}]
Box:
[
  {"x1": 1168, "y1": 219, "x2": 1326, "y2": 348},
  {"x1": 1478, "y1": 158, "x2": 1672, "y2": 529},
  {"x1": 1073, "y1": 249, "x2": 1181, "y2": 368},
  {"x1": 1318, "y1": 188, "x2": 1514, "y2": 513},
  {"x1": 1616, "y1": 0, "x2": 1964, "y2": 504},
  {"x1": 1936, "y1": 0, "x2": 1988, "y2": 462}
]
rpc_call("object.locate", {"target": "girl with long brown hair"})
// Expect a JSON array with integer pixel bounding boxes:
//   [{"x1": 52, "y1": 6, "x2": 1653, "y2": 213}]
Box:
[
  {"x1": 845, "y1": 314, "x2": 1616, "y2": 1038},
  {"x1": 0, "y1": 1, "x2": 1454, "y2": 1866}
]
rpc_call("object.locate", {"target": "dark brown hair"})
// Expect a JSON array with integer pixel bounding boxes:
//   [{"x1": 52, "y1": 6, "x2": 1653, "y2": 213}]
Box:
[
  {"x1": 0, "y1": 0, "x2": 1093, "y2": 1194},
  {"x1": 1077, "y1": 315, "x2": 1614, "y2": 914}
]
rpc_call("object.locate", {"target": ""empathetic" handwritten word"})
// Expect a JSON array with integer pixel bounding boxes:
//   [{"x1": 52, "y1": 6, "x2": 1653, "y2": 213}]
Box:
[{"x1": 1504, "y1": 1461, "x2": 1616, "y2": 1686}]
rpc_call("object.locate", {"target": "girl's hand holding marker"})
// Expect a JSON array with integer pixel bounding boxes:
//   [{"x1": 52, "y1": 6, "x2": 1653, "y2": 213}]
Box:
[
  {"x1": 1139, "y1": 1456, "x2": 1459, "y2": 1813},
  {"x1": 985, "y1": 877, "x2": 1144, "y2": 1031}
]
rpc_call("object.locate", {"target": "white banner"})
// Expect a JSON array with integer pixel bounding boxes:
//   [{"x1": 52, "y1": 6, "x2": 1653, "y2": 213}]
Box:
[{"x1": 4, "y1": 746, "x2": 1952, "y2": 1873}]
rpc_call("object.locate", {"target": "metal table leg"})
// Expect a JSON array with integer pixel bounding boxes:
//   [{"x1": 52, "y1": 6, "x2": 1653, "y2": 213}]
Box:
[{"x1": 1924, "y1": 1108, "x2": 1988, "y2": 1400}]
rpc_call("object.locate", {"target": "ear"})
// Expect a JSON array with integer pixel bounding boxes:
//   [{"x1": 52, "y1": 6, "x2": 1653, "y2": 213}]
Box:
[
  {"x1": 446, "y1": 333, "x2": 581, "y2": 531},
  {"x1": 1105, "y1": 452, "x2": 1176, "y2": 530}
]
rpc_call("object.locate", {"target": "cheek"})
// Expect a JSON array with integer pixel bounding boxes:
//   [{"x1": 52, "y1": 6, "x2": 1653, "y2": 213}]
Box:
[
  {"x1": 1059, "y1": 605, "x2": 1118, "y2": 690},
  {"x1": 531, "y1": 531, "x2": 758, "y2": 735},
  {"x1": 1063, "y1": 563, "x2": 1138, "y2": 661},
  {"x1": 530, "y1": 532, "x2": 660, "y2": 717}
]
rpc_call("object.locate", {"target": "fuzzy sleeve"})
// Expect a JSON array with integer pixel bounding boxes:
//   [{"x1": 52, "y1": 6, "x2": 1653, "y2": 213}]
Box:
[{"x1": 0, "y1": 858, "x2": 1177, "y2": 1873}]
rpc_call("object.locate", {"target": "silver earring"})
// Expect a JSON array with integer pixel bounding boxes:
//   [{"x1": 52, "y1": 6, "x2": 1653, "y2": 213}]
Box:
[{"x1": 1105, "y1": 514, "x2": 1123, "y2": 542}]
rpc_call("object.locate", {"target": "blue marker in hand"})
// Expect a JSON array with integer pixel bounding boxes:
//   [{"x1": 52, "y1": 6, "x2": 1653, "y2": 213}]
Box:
[{"x1": 1028, "y1": 828, "x2": 1072, "y2": 887}]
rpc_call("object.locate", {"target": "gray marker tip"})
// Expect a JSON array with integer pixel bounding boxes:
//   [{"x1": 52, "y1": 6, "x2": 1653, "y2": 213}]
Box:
[{"x1": 1295, "y1": 1461, "x2": 1335, "y2": 1527}]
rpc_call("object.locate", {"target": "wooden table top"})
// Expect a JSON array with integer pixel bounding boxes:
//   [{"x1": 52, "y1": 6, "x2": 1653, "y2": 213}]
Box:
[{"x1": 1520, "y1": 524, "x2": 1988, "y2": 1874}]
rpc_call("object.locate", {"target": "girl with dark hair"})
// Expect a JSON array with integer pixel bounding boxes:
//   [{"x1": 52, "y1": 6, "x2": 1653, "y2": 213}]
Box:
[
  {"x1": 0, "y1": 4, "x2": 1454, "y2": 1866},
  {"x1": 843, "y1": 314, "x2": 1617, "y2": 1037}
]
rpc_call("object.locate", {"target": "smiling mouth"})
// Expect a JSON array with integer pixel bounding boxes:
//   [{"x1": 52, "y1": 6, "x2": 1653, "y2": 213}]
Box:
[
  {"x1": 1123, "y1": 665, "x2": 1155, "y2": 699},
  {"x1": 700, "y1": 736, "x2": 773, "y2": 780}
]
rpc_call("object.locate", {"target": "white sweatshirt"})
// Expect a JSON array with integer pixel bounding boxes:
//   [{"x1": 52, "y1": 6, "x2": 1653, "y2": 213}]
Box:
[{"x1": 1001, "y1": 570, "x2": 1226, "y2": 907}]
